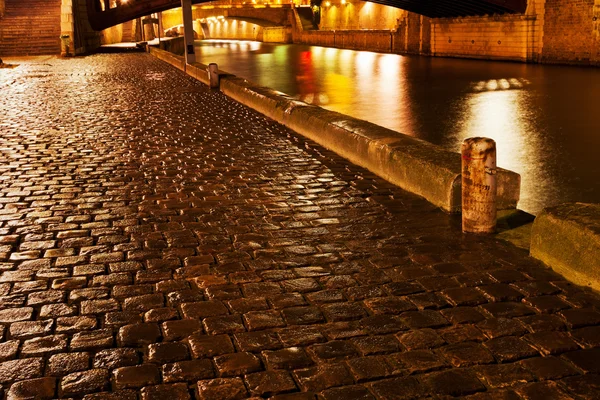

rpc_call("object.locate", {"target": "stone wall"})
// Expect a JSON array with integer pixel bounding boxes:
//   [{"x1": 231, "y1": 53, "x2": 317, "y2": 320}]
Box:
[
  {"x1": 263, "y1": 26, "x2": 291, "y2": 43},
  {"x1": 66, "y1": 0, "x2": 101, "y2": 55},
  {"x1": 430, "y1": 15, "x2": 536, "y2": 62},
  {"x1": 319, "y1": 0, "x2": 405, "y2": 30},
  {"x1": 542, "y1": 0, "x2": 600, "y2": 64}
]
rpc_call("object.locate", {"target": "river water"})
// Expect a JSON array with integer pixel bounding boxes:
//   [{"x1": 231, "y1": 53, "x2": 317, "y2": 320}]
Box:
[{"x1": 194, "y1": 39, "x2": 600, "y2": 215}]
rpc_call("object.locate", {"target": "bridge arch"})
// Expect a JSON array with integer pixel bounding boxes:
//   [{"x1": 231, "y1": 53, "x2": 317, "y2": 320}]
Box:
[{"x1": 86, "y1": 0, "x2": 527, "y2": 31}]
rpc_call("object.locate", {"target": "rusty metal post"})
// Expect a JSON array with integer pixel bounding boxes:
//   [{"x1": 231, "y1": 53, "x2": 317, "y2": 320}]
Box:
[
  {"x1": 207, "y1": 63, "x2": 219, "y2": 89},
  {"x1": 461, "y1": 137, "x2": 497, "y2": 233}
]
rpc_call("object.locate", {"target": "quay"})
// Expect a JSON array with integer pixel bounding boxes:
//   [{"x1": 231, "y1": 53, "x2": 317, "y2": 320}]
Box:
[{"x1": 0, "y1": 53, "x2": 599, "y2": 399}]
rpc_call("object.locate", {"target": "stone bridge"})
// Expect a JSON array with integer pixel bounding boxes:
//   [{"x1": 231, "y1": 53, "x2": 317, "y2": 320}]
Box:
[{"x1": 87, "y1": 0, "x2": 527, "y2": 31}]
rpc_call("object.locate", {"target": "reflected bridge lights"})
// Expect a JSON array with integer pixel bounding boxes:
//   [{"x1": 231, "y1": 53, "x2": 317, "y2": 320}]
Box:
[{"x1": 472, "y1": 78, "x2": 529, "y2": 92}]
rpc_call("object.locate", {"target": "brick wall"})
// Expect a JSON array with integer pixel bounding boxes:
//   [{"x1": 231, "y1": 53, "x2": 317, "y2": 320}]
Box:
[{"x1": 542, "y1": 0, "x2": 597, "y2": 64}]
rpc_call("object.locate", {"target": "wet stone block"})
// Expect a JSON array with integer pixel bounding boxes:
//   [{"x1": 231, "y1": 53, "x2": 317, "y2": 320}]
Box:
[
  {"x1": 9, "y1": 319, "x2": 53, "y2": 339},
  {"x1": 21, "y1": 335, "x2": 67, "y2": 356},
  {"x1": 360, "y1": 315, "x2": 407, "y2": 335},
  {"x1": 0, "y1": 340, "x2": 19, "y2": 361},
  {"x1": 161, "y1": 319, "x2": 203, "y2": 341},
  {"x1": 203, "y1": 314, "x2": 246, "y2": 335},
  {"x1": 245, "y1": 370, "x2": 297, "y2": 397},
  {"x1": 147, "y1": 342, "x2": 189, "y2": 364},
  {"x1": 515, "y1": 381, "x2": 574, "y2": 399},
  {"x1": 162, "y1": 359, "x2": 215, "y2": 383},
  {"x1": 197, "y1": 377, "x2": 248, "y2": 400},
  {"x1": 483, "y1": 336, "x2": 539, "y2": 363},
  {"x1": 476, "y1": 317, "x2": 528, "y2": 339},
  {"x1": 214, "y1": 351, "x2": 262, "y2": 377},
  {"x1": 70, "y1": 328, "x2": 114, "y2": 351},
  {"x1": 346, "y1": 355, "x2": 395, "y2": 382},
  {"x1": 0, "y1": 307, "x2": 33, "y2": 323},
  {"x1": 320, "y1": 385, "x2": 376, "y2": 400},
  {"x1": 363, "y1": 297, "x2": 416, "y2": 315},
  {"x1": 278, "y1": 326, "x2": 326, "y2": 347},
  {"x1": 560, "y1": 374, "x2": 600, "y2": 398},
  {"x1": 387, "y1": 350, "x2": 448, "y2": 375},
  {"x1": 397, "y1": 328, "x2": 445, "y2": 350},
  {"x1": 6, "y1": 377, "x2": 56, "y2": 400},
  {"x1": 56, "y1": 316, "x2": 98, "y2": 334},
  {"x1": 421, "y1": 368, "x2": 486, "y2": 397},
  {"x1": 440, "y1": 307, "x2": 486, "y2": 325},
  {"x1": 308, "y1": 340, "x2": 359, "y2": 362},
  {"x1": 474, "y1": 363, "x2": 534, "y2": 389},
  {"x1": 47, "y1": 352, "x2": 90, "y2": 376},
  {"x1": 123, "y1": 293, "x2": 164, "y2": 312},
  {"x1": 140, "y1": 383, "x2": 191, "y2": 400},
  {"x1": 439, "y1": 342, "x2": 496, "y2": 367},
  {"x1": 519, "y1": 356, "x2": 580, "y2": 380},
  {"x1": 351, "y1": 335, "x2": 401, "y2": 355},
  {"x1": 93, "y1": 348, "x2": 139, "y2": 370},
  {"x1": 0, "y1": 357, "x2": 44, "y2": 383},
  {"x1": 480, "y1": 302, "x2": 536, "y2": 319},
  {"x1": 60, "y1": 369, "x2": 109, "y2": 397},
  {"x1": 440, "y1": 324, "x2": 486, "y2": 344},
  {"x1": 441, "y1": 287, "x2": 489, "y2": 307},
  {"x1": 113, "y1": 365, "x2": 160, "y2": 390},
  {"x1": 234, "y1": 331, "x2": 282, "y2": 352},
  {"x1": 525, "y1": 331, "x2": 579, "y2": 355},
  {"x1": 118, "y1": 323, "x2": 161, "y2": 346},
  {"x1": 144, "y1": 307, "x2": 179, "y2": 323},
  {"x1": 282, "y1": 306, "x2": 325, "y2": 326},
  {"x1": 399, "y1": 310, "x2": 450, "y2": 329},
  {"x1": 293, "y1": 364, "x2": 354, "y2": 392},
  {"x1": 562, "y1": 348, "x2": 600, "y2": 374},
  {"x1": 262, "y1": 347, "x2": 314, "y2": 370},
  {"x1": 188, "y1": 334, "x2": 234, "y2": 359},
  {"x1": 243, "y1": 310, "x2": 286, "y2": 331},
  {"x1": 369, "y1": 376, "x2": 425, "y2": 400},
  {"x1": 181, "y1": 300, "x2": 229, "y2": 319}
]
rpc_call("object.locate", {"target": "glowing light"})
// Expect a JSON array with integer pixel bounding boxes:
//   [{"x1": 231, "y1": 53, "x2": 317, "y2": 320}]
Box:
[
  {"x1": 486, "y1": 80, "x2": 498, "y2": 91},
  {"x1": 341, "y1": 0, "x2": 346, "y2": 4},
  {"x1": 324, "y1": 1, "x2": 330, "y2": 6}
]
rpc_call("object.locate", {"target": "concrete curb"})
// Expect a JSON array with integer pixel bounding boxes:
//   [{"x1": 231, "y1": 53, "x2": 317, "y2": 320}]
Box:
[
  {"x1": 148, "y1": 47, "x2": 520, "y2": 213},
  {"x1": 531, "y1": 203, "x2": 600, "y2": 291}
]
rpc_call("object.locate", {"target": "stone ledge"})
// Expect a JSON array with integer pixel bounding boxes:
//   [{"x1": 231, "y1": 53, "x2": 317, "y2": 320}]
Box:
[
  {"x1": 531, "y1": 203, "x2": 600, "y2": 291},
  {"x1": 149, "y1": 47, "x2": 520, "y2": 213}
]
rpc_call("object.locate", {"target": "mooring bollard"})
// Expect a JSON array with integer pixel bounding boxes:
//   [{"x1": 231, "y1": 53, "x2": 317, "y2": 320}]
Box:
[
  {"x1": 461, "y1": 137, "x2": 497, "y2": 233},
  {"x1": 207, "y1": 63, "x2": 219, "y2": 89}
]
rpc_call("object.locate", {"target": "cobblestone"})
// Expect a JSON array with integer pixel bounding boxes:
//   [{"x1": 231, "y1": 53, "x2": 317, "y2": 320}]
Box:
[{"x1": 0, "y1": 53, "x2": 598, "y2": 398}]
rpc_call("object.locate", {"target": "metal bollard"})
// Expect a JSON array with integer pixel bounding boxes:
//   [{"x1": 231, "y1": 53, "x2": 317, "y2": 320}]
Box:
[
  {"x1": 461, "y1": 137, "x2": 497, "y2": 233},
  {"x1": 207, "y1": 63, "x2": 219, "y2": 89}
]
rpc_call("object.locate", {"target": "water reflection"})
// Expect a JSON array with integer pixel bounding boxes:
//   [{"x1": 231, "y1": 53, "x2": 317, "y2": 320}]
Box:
[{"x1": 195, "y1": 39, "x2": 600, "y2": 214}]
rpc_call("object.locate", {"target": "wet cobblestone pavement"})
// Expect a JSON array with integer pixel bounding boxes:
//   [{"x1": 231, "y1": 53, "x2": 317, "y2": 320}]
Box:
[{"x1": 1, "y1": 53, "x2": 599, "y2": 399}]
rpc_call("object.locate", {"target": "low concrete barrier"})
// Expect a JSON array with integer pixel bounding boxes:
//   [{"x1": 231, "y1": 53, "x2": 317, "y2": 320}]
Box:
[
  {"x1": 149, "y1": 47, "x2": 520, "y2": 213},
  {"x1": 149, "y1": 46, "x2": 185, "y2": 72},
  {"x1": 531, "y1": 203, "x2": 600, "y2": 291}
]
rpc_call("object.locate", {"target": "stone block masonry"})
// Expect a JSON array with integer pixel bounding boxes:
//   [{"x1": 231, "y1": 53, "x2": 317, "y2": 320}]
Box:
[{"x1": 542, "y1": 0, "x2": 600, "y2": 64}]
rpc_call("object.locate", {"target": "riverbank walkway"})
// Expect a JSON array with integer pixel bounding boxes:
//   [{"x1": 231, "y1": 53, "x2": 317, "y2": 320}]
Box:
[{"x1": 0, "y1": 53, "x2": 599, "y2": 399}]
